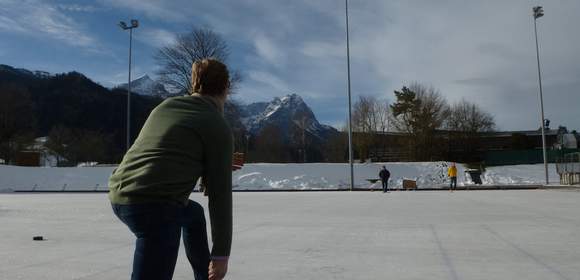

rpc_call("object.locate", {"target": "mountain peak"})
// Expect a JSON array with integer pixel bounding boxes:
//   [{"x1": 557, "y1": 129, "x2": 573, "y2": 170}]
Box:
[
  {"x1": 261, "y1": 93, "x2": 311, "y2": 120},
  {"x1": 277, "y1": 93, "x2": 303, "y2": 104},
  {"x1": 240, "y1": 94, "x2": 337, "y2": 140},
  {"x1": 134, "y1": 74, "x2": 151, "y2": 82},
  {"x1": 117, "y1": 74, "x2": 171, "y2": 98}
]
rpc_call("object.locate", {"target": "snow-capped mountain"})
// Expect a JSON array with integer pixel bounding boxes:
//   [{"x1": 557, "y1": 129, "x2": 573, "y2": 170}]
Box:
[
  {"x1": 0, "y1": 64, "x2": 53, "y2": 81},
  {"x1": 117, "y1": 75, "x2": 173, "y2": 98},
  {"x1": 240, "y1": 94, "x2": 337, "y2": 140}
]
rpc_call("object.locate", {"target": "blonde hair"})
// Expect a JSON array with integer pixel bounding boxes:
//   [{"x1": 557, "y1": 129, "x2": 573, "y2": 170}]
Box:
[{"x1": 191, "y1": 58, "x2": 230, "y2": 96}]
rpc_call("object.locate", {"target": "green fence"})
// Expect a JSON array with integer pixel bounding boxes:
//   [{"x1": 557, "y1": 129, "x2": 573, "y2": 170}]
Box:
[{"x1": 484, "y1": 149, "x2": 580, "y2": 166}]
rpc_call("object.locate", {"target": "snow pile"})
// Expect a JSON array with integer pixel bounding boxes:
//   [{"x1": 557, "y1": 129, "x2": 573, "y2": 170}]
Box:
[
  {"x1": 482, "y1": 164, "x2": 559, "y2": 185},
  {"x1": 233, "y1": 162, "x2": 458, "y2": 190},
  {"x1": 0, "y1": 165, "x2": 114, "y2": 191},
  {"x1": 0, "y1": 163, "x2": 558, "y2": 192}
]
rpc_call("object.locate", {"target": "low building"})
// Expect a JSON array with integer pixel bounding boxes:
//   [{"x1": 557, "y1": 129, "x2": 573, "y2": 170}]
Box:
[
  {"x1": 15, "y1": 137, "x2": 61, "y2": 167},
  {"x1": 366, "y1": 126, "x2": 578, "y2": 165}
]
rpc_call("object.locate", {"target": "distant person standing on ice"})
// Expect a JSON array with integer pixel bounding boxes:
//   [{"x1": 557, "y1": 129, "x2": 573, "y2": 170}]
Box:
[
  {"x1": 109, "y1": 59, "x2": 234, "y2": 280},
  {"x1": 379, "y1": 166, "x2": 391, "y2": 193},
  {"x1": 448, "y1": 162, "x2": 458, "y2": 191}
]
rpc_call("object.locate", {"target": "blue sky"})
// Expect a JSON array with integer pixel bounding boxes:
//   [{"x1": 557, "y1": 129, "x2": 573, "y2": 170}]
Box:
[{"x1": 1, "y1": 0, "x2": 579, "y2": 131}]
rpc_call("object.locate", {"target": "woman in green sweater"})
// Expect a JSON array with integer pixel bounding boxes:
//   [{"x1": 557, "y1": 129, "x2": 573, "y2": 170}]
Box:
[{"x1": 109, "y1": 59, "x2": 233, "y2": 280}]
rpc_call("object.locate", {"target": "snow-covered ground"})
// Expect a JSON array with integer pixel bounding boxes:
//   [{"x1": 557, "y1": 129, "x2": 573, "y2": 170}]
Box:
[
  {"x1": 0, "y1": 162, "x2": 560, "y2": 192},
  {"x1": 1, "y1": 190, "x2": 579, "y2": 279}
]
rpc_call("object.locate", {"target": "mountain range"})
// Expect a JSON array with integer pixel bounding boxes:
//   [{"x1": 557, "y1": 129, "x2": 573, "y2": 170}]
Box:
[
  {"x1": 117, "y1": 74, "x2": 338, "y2": 142},
  {"x1": 1, "y1": 64, "x2": 340, "y2": 163}
]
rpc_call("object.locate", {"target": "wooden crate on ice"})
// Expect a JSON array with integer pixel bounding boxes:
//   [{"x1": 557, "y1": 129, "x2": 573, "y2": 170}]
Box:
[{"x1": 403, "y1": 179, "x2": 417, "y2": 190}]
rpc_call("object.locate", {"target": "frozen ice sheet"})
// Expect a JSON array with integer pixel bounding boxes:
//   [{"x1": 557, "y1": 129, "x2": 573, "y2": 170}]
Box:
[{"x1": 1, "y1": 190, "x2": 579, "y2": 279}]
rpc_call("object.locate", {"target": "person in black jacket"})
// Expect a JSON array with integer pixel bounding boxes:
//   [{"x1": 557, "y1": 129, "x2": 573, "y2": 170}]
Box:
[{"x1": 379, "y1": 166, "x2": 391, "y2": 193}]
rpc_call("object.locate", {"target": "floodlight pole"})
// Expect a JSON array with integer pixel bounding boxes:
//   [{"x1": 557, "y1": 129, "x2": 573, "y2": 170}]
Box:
[
  {"x1": 533, "y1": 7, "x2": 549, "y2": 185},
  {"x1": 127, "y1": 27, "x2": 133, "y2": 151},
  {"x1": 119, "y1": 19, "x2": 139, "y2": 152},
  {"x1": 345, "y1": 0, "x2": 354, "y2": 191}
]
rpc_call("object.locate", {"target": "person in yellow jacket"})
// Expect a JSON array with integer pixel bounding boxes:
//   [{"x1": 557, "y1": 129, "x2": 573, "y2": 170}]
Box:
[{"x1": 448, "y1": 163, "x2": 458, "y2": 191}]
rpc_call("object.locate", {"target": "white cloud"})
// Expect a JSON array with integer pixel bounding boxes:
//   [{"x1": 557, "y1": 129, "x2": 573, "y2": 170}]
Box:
[
  {"x1": 57, "y1": 4, "x2": 103, "y2": 13},
  {"x1": 137, "y1": 28, "x2": 176, "y2": 48},
  {"x1": 301, "y1": 41, "x2": 343, "y2": 59},
  {"x1": 247, "y1": 70, "x2": 290, "y2": 93},
  {"x1": 253, "y1": 34, "x2": 286, "y2": 68},
  {"x1": 0, "y1": 0, "x2": 97, "y2": 49},
  {"x1": 98, "y1": 0, "x2": 188, "y2": 22},
  {"x1": 92, "y1": 65, "x2": 148, "y2": 88},
  {"x1": 0, "y1": 14, "x2": 28, "y2": 33},
  {"x1": 339, "y1": 1, "x2": 580, "y2": 130},
  {"x1": 45, "y1": 0, "x2": 580, "y2": 130}
]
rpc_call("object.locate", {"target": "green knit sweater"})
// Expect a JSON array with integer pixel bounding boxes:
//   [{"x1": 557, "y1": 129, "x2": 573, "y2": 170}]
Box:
[{"x1": 108, "y1": 95, "x2": 233, "y2": 257}]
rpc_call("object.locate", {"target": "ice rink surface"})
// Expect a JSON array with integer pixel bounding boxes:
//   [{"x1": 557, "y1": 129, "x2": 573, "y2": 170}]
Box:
[{"x1": 1, "y1": 190, "x2": 579, "y2": 280}]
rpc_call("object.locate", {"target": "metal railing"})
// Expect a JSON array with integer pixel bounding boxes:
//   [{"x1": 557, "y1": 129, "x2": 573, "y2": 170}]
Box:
[{"x1": 556, "y1": 153, "x2": 580, "y2": 185}]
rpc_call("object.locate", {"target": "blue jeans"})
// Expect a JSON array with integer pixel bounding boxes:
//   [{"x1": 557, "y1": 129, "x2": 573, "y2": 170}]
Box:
[
  {"x1": 112, "y1": 200, "x2": 210, "y2": 280},
  {"x1": 450, "y1": 177, "x2": 457, "y2": 189},
  {"x1": 381, "y1": 179, "x2": 389, "y2": 192}
]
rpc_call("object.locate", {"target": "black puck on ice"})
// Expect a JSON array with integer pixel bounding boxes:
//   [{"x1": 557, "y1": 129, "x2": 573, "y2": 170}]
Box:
[{"x1": 33, "y1": 236, "x2": 44, "y2": 241}]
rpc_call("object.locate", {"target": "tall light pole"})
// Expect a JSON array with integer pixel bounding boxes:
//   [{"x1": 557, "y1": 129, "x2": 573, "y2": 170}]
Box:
[
  {"x1": 345, "y1": 0, "x2": 354, "y2": 191},
  {"x1": 532, "y1": 6, "x2": 549, "y2": 185},
  {"x1": 119, "y1": 19, "x2": 139, "y2": 152}
]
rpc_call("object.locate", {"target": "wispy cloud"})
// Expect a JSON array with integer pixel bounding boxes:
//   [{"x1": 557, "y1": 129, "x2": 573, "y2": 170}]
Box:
[
  {"x1": 92, "y1": 65, "x2": 148, "y2": 88},
  {"x1": 4, "y1": 0, "x2": 579, "y2": 130},
  {"x1": 253, "y1": 34, "x2": 287, "y2": 68},
  {"x1": 301, "y1": 41, "x2": 343, "y2": 59},
  {"x1": 247, "y1": 70, "x2": 290, "y2": 93},
  {"x1": 137, "y1": 28, "x2": 176, "y2": 48},
  {"x1": 0, "y1": 0, "x2": 98, "y2": 49},
  {"x1": 98, "y1": 0, "x2": 188, "y2": 22},
  {"x1": 57, "y1": 4, "x2": 105, "y2": 13},
  {"x1": 0, "y1": 13, "x2": 28, "y2": 33}
]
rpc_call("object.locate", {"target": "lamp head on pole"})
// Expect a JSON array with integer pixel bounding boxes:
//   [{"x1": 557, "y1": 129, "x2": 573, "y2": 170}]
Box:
[
  {"x1": 533, "y1": 6, "x2": 544, "y2": 19},
  {"x1": 119, "y1": 19, "x2": 139, "y2": 30}
]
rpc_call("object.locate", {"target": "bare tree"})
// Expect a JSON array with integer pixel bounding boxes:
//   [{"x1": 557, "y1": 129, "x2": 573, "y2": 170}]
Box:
[
  {"x1": 446, "y1": 99, "x2": 495, "y2": 133},
  {"x1": 374, "y1": 99, "x2": 390, "y2": 133},
  {"x1": 352, "y1": 96, "x2": 374, "y2": 133},
  {"x1": 391, "y1": 83, "x2": 450, "y2": 160},
  {"x1": 350, "y1": 96, "x2": 391, "y2": 160},
  {"x1": 391, "y1": 83, "x2": 449, "y2": 133},
  {"x1": 289, "y1": 113, "x2": 310, "y2": 163},
  {"x1": 445, "y1": 99, "x2": 495, "y2": 162},
  {"x1": 412, "y1": 83, "x2": 449, "y2": 133},
  {"x1": 46, "y1": 125, "x2": 73, "y2": 166},
  {"x1": 154, "y1": 27, "x2": 240, "y2": 95},
  {"x1": 352, "y1": 96, "x2": 389, "y2": 132}
]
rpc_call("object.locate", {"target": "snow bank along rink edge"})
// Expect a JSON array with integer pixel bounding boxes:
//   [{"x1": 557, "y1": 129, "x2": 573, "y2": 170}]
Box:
[{"x1": 0, "y1": 162, "x2": 559, "y2": 192}]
